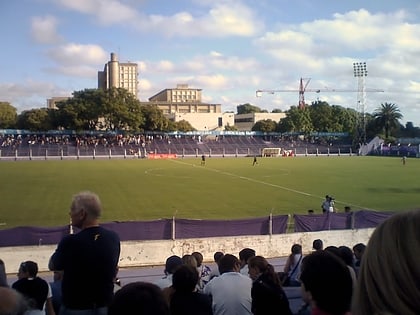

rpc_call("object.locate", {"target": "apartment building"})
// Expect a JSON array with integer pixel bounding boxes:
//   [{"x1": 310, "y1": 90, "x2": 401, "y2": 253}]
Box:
[{"x1": 98, "y1": 52, "x2": 138, "y2": 98}]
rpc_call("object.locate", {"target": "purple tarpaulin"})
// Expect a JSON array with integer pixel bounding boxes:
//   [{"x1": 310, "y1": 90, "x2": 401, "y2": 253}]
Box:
[
  {"x1": 353, "y1": 210, "x2": 394, "y2": 228},
  {"x1": 102, "y1": 220, "x2": 172, "y2": 241},
  {"x1": 0, "y1": 226, "x2": 69, "y2": 247},
  {"x1": 174, "y1": 215, "x2": 288, "y2": 238},
  {"x1": 0, "y1": 211, "x2": 393, "y2": 247}
]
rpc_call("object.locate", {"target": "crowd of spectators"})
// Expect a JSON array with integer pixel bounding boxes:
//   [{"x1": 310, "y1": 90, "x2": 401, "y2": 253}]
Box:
[{"x1": 1, "y1": 199, "x2": 418, "y2": 315}]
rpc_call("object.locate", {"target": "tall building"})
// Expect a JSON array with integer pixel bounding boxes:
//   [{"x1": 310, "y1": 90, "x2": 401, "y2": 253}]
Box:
[
  {"x1": 98, "y1": 53, "x2": 138, "y2": 98},
  {"x1": 148, "y1": 84, "x2": 221, "y2": 114}
]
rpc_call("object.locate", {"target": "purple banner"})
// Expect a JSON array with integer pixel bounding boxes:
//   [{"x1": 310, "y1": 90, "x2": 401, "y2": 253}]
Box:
[
  {"x1": 0, "y1": 226, "x2": 69, "y2": 247},
  {"x1": 0, "y1": 211, "x2": 393, "y2": 247},
  {"x1": 353, "y1": 210, "x2": 394, "y2": 228}
]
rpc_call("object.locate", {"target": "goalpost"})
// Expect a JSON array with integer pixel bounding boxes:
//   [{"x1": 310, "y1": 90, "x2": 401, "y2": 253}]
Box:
[{"x1": 262, "y1": 148, "x2": 282, "y2": 157}]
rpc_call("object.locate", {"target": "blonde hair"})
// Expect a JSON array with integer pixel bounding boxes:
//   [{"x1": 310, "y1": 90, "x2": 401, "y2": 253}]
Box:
[
  {"x1": 352, "y1": 209, "x2": 420, "y2": 315},
  {"x1": 71, "y1": 191, "x2": 102, "y2": 219}
]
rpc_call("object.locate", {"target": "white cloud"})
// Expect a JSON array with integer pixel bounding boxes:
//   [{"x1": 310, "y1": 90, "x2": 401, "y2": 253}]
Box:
[
  {"x1": 53, "y1": 0, "x2": 137, "y2": 24},
  {"x1": 31, "y1": 15, "x2": 63, "y2": 44},
  {"x1": 47, "y1": 43, "x2": 108, "y2": 66}
]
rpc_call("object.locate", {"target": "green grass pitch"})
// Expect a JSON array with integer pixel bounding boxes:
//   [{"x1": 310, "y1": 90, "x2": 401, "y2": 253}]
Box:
[{"x1": 0, "y1": 156, "x2": 418, "y2": 228}]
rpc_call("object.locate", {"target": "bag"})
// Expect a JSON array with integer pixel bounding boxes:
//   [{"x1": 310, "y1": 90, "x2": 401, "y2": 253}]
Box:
[
  {"x1": 277, "y1": 272, "x2": 290, "y2": 286},
  {"x1": 282, "y1": 275, "x2": 291, "y2": 286},
  {"x1": 281, "y1": 254, "x2": 303, "y2": 287}
]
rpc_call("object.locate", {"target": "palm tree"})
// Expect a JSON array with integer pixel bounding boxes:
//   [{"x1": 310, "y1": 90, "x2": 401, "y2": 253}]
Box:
[{"x1": 373, "y1": 103, "x2": 403, "y2": 139}]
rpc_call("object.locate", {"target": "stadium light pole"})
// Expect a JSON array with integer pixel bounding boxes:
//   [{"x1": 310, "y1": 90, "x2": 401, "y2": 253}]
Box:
[{"x1": 353, "y1": 62, "x2": 368, "y2": 145}]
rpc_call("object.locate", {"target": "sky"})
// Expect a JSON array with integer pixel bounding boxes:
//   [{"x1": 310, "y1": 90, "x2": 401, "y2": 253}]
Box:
[{"x1": 1, "y1": 0, "x2": 420, "y2": 126}]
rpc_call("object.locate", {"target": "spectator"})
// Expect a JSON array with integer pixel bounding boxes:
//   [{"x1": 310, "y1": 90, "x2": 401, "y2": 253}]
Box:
[
  {"x1": 12, "y1": 261, "x2": 55, "y2": 315},
  {"x1": 248, "y1": 256, "x2": 292, "y2": 315},
  {"x1": 338, "y1": 246, "x2": 357, "y2": 290},
  {"x1": 169, "y1": 265, "x2": 213, "y2": 315},
  {"x1": 283, "y1": 244, "x2": 303, "y2": 287},
  {"x1": 203, "y1": 254, "x2": 252, "y2": 315},
  {"x1": 209, "y1": 251, "x2": 224, "y2": 280},
  {"x1": 352, "y1": 243, "x2": 366, "y2": 272},
  {"x1": 155, "y1": 255, "x2": 183, "y2": 290},
  {"x1": 0, "y1": 287, "x2": 28, "y2": 315},
  {"x1": 192, "y1": 252, "x2": 212, "y2": 290},
  {"x1": 312, "y1": 239, "x2": 323, "y2": 251},
  {"x1": 321, "y1": 195, "x2": 330, "y2": 213},
  {"x1": 49, "y1": 270, "x2": 63, "y2": 315},
  {"x1": 0, "y1": 259, "x2": 8, "y2": 287},
  {"x1": 182, "y1": 255, "x2": 198, "y2": 269},
  {"x1": 48, "y1": 191, "x2": 121, "y2": 315},
  {"x1": 238, "y1": 248, "x2": 256, "y2": 277},
  {"x1": 300, "y1": 251, "x2": 352, "y2": 315},
  {"x1": 352, "y1": 210, "x2": 420, "y2": 315},
  {"x1": 108, "y1": 282, "x2": 169, "y2": 315}
]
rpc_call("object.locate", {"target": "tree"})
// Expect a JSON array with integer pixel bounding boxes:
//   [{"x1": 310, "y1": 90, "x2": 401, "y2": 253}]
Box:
[
  {"x1": 373, "y1": 103, "x2": 403, "y2": 139},
  {"x1": 17, "y1": 108, "x2": 53, "y2": 131},
  {"x1": 174, "y1": 120, "x2": 195, "y2": 132},
  {"x1": 252, "y1": 119, "x2": 277, "y2": 132},
  {"x1": 54, "y1": 89, "x2": 102, "y2": 130},
  {"x1": 277, "y1": 106, "x2": 313, "y2": 134},
  {"x1": 100, "y1": 88, "x2": 144, "y2": 131},
  {"x1": 0, "y1": 102, "x2": 17, "y2": 128},
  {"x1": 140, "y1": 105, "x2": 170, "y2": 131},
  {"x1": 224, "y1": 123, "x2": 238, "y2": 131},
  {"x1": 237, "y1": 103, "x2": 263, "y2": 114}
]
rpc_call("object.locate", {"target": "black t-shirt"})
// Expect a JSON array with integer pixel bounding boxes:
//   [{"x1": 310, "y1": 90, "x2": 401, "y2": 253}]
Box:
[
  {"x1": 12, "y1": 277, "x2": 49, "y2": 310},
  {"x1": 50, "y1": 226, "x2": 121, "y2": 309}
]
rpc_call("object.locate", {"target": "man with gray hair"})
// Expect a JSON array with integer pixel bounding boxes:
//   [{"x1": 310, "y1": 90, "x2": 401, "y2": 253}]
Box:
[{"x1": 49, "y1": 191, "x2": 120, "y2": 315}]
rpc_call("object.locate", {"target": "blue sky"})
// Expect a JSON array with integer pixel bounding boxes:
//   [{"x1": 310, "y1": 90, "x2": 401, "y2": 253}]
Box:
[{"x1": 1, "y1": 0, "x2": 419, "y2": 125}]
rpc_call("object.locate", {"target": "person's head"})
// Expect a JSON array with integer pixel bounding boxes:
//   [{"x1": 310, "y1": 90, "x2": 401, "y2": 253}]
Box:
[
  {"x1": 213, "y1": 251, "x2": 224, "y2": 265},
  {"x1": 324, "y1": 245, "x2": 340, "y2": 258},
  {"x1": 17, "y1": 261, "x2": 38, "y2": 280},
  {"x1": 191, "y1": 252, "x2": 203, "y2": 267},
  {"x1": 172, "y1": 265, "x2": 199, "y2": 293},
  {"x1": 247, "y1": 255, "x2": 278, "y2": 284},
  {"x1": 164, "y1": 255, "x2": 183, "y2": 275},
  {"x1": 0, "y1": 259, "x2": 7, "y2": 288},
  {"x1": 0, "y1": 287, "x2": 28, "y2": 315},
  {"x1": 344, "y1": 206, "x2": 352, "y2": 213},
  {"x1": 108, "y1": 282, "x2": 170, "y2": 315},
  {"x1": 300, "y1": 251, "x2": 352, "y2": 315},
  {"x1": 181, "y1": 255, "x2": 197, "y2": 268},
  {"x1": 291, "y1": 244, "x2": 302, "y2": 255},
  {"x1": 352, "y1": 210, "x2": 420, "y2": 315},
  {"x1": 238, "y1": 248, "x2": 256, "y2": 267},
  {"x1": 218, "y1": 254, "x2": 241, "y2": 274},
  {"x1": 312, "y1": 239, "x2": 323, "y2": 251},
  {"x1": 338, "y1": 246, "x2": 354, "y2": 267},
  {"x1": 69, "y1": 191, "x2": 102, "y2": 229},
  {"x1": 352, "y1": 243, "x2": 366, "y2": 260}
]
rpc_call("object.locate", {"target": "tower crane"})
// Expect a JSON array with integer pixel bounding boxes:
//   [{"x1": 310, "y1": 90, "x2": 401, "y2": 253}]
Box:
[{"x1": 256, "y1": 77, "x2": 384, "y2": 109}]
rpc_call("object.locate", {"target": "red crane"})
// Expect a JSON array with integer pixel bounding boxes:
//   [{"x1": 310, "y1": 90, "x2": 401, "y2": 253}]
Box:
[{"x1": 256, "y1": 77, "x2": 384, "y2": 109}]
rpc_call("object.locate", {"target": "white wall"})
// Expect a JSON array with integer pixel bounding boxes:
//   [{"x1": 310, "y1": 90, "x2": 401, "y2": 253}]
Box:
[{"x1": 0, "y1": 228, "x2": 374, "y2": 274}]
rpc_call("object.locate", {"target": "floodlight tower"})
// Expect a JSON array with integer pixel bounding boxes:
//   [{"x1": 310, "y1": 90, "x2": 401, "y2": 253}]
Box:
[{"x1": 353, "y1": 62, "x2": 368, "y2": 144}]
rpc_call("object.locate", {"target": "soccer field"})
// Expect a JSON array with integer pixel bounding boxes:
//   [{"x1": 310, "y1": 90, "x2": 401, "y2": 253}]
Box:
[{"x1": 0, "y1": 156, "x2": 418, "y2": 228}]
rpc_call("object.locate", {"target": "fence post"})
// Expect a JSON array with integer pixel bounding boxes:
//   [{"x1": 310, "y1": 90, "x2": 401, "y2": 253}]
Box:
[
  {"x1": 268, "y1": 212, "x2": 273, "y2": 236},
  {"x1": 93, "y1": 148, "x2": 96, "y2": 159},
  {"x1": 172, "y1": 215, "x2": 176, "y2": 240},
  {"x1": 45, "y1": 149, "x2": 48, "y2": 160},
  {"x1": 29, "y1": 148, "x2": 32, "y2": 160},
  {"x1": 109, "y1": 149, "x2": 112, "y2": 159}
]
